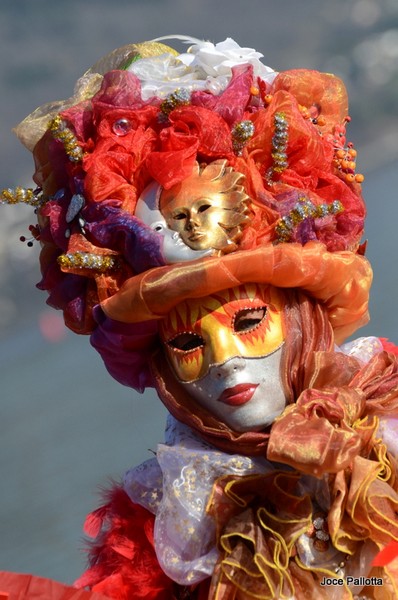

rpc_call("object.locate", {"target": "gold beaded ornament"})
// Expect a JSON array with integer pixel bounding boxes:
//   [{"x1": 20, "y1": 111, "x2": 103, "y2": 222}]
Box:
[
  {"x1": 57, "y1": 252, "x2": 118, "y2": 273},
  {"x1": 231, "y1": 120, "x2": 255, "y2": 156},
  {"x1": 48, "y1": 114, "x2": 83, "y2": 163},
  {"x1": 160, "y1": 88, "x2": 191, "y2": 116},
  {"x1": 1, "y1": 186, "x2": 44, "y2": 207},
  {"x1": 267, "y1": 112, "x2": 289, "y2": 183},
  {"x1": 275, "y1": 196, "x2": 344, "y2": 243}
]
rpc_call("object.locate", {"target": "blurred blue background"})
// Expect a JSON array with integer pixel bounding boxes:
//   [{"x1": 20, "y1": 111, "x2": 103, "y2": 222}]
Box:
[{"x1": 0, "y1": 0, "x2": 397, "y2": 586}]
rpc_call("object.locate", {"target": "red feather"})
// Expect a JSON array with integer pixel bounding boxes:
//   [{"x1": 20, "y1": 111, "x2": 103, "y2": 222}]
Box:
[
  {"x1": 75, "y1": 485, "x2": 178, "y2": 600},
  {"x1": 83, "y1": 506, "x2": 109, "y2": 538}
]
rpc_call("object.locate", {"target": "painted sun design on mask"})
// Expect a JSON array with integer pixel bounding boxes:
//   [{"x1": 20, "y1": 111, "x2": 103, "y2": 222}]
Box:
[
  {"x1": 160, "y1": 284, "x2": 285, "y2": 382},
  {"x1": 208, "y1": 285, "x2": 279, "y2": 349}
]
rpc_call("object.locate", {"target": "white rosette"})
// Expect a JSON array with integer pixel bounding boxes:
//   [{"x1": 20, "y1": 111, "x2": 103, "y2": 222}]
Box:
[{"x1": 127, "y1": 36, "x2": 278, "y2": 100}]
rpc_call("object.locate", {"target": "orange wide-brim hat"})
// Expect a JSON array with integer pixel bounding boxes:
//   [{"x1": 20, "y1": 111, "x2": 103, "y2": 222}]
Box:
[{"x1": 100, "y1": 241, "x2": 372, "y2": 346}]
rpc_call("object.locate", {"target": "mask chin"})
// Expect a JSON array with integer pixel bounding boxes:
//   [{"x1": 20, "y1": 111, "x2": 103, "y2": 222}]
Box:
[{"x1": 181, "y1": 346, "x2": 287, "y2": 433}]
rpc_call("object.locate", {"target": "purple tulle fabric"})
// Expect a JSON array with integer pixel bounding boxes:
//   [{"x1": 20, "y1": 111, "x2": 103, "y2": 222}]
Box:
[
  {"x1": 83, "y1": 201, "x2": 166, "y2": 272},
  {"x1": 90, "y1": 305, "x2": 157, "y2": 392}
]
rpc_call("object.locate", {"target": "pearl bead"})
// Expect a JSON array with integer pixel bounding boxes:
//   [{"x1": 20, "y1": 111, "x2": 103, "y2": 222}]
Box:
[{"x1": 112, "y1": 118, "x2": 132, "y2": 136}]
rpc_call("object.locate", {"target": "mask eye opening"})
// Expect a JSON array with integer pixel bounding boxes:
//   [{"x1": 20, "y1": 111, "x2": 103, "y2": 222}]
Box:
[
  {"x1": 167, "y1": 331, "x2": 204, "y2": 353},
  {"x1": 173, "y1": 212, "x2": 187, "y2": 221},
  {"x1": 233, "y1": 306, "x2": 267, "y2": 334},
  {"x1": 197, "y1": 203, "x2": 211, "y2": 213}
]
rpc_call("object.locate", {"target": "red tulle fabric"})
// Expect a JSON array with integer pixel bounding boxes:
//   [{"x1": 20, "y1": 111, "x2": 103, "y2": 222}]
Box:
[{"x1": 0, "y1": 572, "x2": 110, "y2": 600}]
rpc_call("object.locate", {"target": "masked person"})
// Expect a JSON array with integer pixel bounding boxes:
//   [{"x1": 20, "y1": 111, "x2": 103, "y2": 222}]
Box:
[
  {"x1": 2, "y1": 37, "x2": 398, "y2": 600},
  {"x1": 83, "y1": 278, "x2": 398, "y2": 599}
]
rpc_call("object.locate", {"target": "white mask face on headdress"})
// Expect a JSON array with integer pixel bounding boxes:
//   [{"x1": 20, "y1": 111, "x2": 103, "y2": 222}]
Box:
[{"x1": 160, "y1": 284, "x2": 287, "y2": 432}]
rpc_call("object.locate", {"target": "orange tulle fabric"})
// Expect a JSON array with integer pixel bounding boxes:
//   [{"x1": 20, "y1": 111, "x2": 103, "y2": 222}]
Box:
[
  {"x1": 207, "y1": 472, "x2": 314, "y2": 600},
  {"x1": 205, "y1": 431, "x2": 398, "y2": 598},
  {"x1": 272, "y1": 69, "x2": 349, "y2": 134},
  {"x1": 262, "y1": 351, "x2": 398, "y2": 598},
  {"x1": 101, "y1": 241, "x2": 372, "y2": 344},
  {"x1": 267, "y1": 386, "x2": 370, "y2": 475},
  {"x1": 267, "y1": 350, "x2": 398, "y2": 473}
]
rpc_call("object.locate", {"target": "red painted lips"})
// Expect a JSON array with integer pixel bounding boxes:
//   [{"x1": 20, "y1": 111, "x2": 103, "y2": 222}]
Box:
[{"x1": 218, "y1": 384, "x2": 258, "y2": 406}]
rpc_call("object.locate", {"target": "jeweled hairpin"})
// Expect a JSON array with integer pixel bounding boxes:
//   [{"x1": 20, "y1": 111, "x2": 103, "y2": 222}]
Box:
[
  {"x1": 1, "y1": 186, "x2": 44, "y2": 207},
  {"x1": 57, "y1": 252, "x2": 118, "y2": 273},
  {"x1": 275, "y1": 197, "x2": 344, "y2": 243},
  {"x1": 48, "y1": 115, "x2": 83, "y2": 163},
  {"x1": 232, "y1": 120, "x2": 255, "y2": 156}
]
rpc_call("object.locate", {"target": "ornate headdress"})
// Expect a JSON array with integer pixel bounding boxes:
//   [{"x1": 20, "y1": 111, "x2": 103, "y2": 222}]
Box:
[{"x1": 2, "y1": 36, "x2": 371, "y2": 371}]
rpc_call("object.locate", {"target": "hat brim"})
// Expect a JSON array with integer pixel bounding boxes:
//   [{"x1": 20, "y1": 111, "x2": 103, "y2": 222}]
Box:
[{"x1": 101, "y1": 241, "x2": 372, "y2": 345}]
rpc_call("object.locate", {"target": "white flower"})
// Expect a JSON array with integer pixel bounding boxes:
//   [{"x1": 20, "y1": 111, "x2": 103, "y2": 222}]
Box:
[
  {"x1": 126, "y1": 37, "x2": 277, "y2": 100},
  {"x1": 127, "y1": 53, "x2": 201, "y2": 100},
  {"x1": 178, "y1": 37, "x2": 277, "y2": 82}
]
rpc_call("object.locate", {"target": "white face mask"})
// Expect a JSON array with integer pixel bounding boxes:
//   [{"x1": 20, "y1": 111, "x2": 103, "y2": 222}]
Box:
[
  {"x1": 160, "y1": 284, "x2": 287, "y2": 432},
  {"x1": 182, "y1": 346, "x2": 286, "y2": 432}
]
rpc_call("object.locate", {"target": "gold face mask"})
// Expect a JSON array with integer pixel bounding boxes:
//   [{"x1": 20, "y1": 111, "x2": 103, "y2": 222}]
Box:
[
  {"x1": 160, "y1": 284, "x2": 285, "y2": 383},
  {"x1": 159, "y1": 160, "x2": 250, "y2": 253}
]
